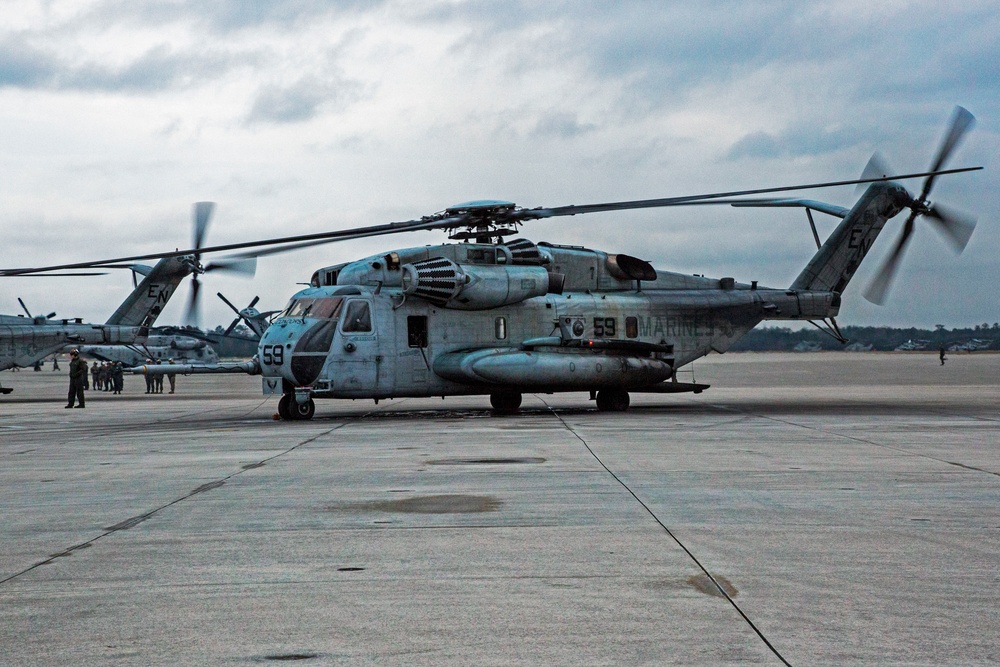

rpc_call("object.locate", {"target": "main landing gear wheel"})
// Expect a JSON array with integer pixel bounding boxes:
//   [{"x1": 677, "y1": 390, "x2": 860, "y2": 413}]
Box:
[
  {"x1": 490, "y1": 392, "x2": 522, "y2": 415},
  {"x1": 278, "y1": 394, "x2": 315, "y2": 420},
  {"x1": 291, "y1": 398, "x2": 316, "y2": 420},
  {"x1": 595, "y1": 389, "x2": 630, "y2": 412}
]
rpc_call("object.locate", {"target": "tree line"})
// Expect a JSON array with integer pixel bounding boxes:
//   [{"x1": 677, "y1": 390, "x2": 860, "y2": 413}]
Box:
[{"x1": 731, "y1": 323, "x2": 1000, "y2": 352}]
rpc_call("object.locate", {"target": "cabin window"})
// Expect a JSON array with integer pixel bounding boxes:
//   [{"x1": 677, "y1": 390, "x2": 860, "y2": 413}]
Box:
[
  {"x1": 408, "y1": 316, "x2": 428, "y2": 348},
  {"x1": 626, "y1": 316, "x2": 638, "y2": 338},
  {"x1": 495, "y1": 317, "x2": 507, "y2": 340},
  {"x1": 342, "y1": 301, "x2": 372, "y2": 333}
]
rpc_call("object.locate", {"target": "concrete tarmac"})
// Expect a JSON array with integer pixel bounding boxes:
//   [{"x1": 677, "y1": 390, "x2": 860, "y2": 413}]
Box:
[{"x1": 1, "y1": 352, "x2": 998, "y2": 665}]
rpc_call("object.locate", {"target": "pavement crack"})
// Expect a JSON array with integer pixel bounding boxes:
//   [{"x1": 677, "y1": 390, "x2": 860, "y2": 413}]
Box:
[
  {"x1": 0, "y1": 416, "x2": 362, "y2": 589},
  {"x1": 539, "y1": 397, "x2": 793, "y2": 667}
]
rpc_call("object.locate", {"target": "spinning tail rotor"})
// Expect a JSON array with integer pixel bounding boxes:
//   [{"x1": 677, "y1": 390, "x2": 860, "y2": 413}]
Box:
[
  {"x1": 863, "y1": 107, "x2": 978, "y2": 305},
  {"x1": 182, "y1": 202, "x2": 257, "y2": 327}
]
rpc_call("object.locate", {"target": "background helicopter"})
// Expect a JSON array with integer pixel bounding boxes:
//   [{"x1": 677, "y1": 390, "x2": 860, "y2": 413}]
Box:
[
  {"x1": 73, "y1": 330, "x2": 220, "y2": 367},
  {"x1": 0, "y1": 203, "x2": 253, "y2": 394},
  {"x1": 3, "y1": 109, "x2": 980, "y2": 416}
]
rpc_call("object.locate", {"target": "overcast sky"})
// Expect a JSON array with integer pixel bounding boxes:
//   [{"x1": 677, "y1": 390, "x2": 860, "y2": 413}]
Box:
[{"x1": 2, "y1": 0, "x2": 997, "y2": 331}]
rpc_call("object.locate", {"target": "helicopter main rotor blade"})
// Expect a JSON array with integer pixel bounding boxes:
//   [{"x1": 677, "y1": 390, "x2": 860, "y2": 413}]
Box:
[
  {"x1": 509, "y1": 167, "x2": 980, "y2": 222},
  {"x1": 17, "y1": 297, "x2": 32, "y2": 318},
  {"x1": 0, "y1": 166, "x2": 980, "y2": 276},
  {"x1": 221, "y1": 216, "x2": 464, "y2": 259}
]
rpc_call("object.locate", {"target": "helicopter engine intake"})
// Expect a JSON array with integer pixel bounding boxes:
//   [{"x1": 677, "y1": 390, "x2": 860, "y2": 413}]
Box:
[{"x1": 401, "y1": 257, "x2": 563, "y2": 310}]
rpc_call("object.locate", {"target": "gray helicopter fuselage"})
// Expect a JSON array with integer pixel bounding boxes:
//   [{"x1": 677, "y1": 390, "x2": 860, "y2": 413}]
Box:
[
  {"x1": 256, "y1": 240, "x2": 838, "y2": 400},
  {"x1": 0, "y1": 314, "x2": 144, "y2": 371}
]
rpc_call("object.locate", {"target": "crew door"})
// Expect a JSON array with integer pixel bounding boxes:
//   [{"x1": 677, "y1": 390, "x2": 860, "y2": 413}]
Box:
[{"x1": 333, "y1": 299, "x2": 383, "y2": 397}]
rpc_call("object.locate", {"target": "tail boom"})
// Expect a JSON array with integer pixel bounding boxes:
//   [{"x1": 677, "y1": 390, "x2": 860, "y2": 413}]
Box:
[{"x1": 791, "y1": 182, "x2": 910, "y2": 293}]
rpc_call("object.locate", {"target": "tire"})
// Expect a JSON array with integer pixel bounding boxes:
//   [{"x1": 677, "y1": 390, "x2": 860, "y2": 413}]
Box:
[
  {"x1": 490, "y1": 392, "x2": 522, "y2": 415},
  {"x1": 595, "y1": 389, "x2": 630, "y2": 412},
  {"x1": 278, "y1": 394, "x2": 292, "y2": 420},
  {"x1": 291, "y1": 398, "x2": 316, "y2": 420}
]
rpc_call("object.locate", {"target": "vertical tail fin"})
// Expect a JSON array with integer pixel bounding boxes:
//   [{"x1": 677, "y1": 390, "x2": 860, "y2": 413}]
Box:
[
  {"x1": 105, "y1": 256, "x2": 192, "y2": 326},
  {"x1": 791, "y1": 182, "x2": 910, "y2": 293}
]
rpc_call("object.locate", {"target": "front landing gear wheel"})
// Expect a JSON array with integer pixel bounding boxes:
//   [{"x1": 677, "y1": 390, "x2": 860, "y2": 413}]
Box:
[
  {"x1": 278, "y1": 394, "x2": 292, "y2": 420},
  {"x1": 596, "y1": 389, "x2": 630, "y2": 412},
  {"x1": 291, "y1": 398, "x2": 316, "y2": 420},
  {"x1": 490, "y1": 392, "x2": 522, "y2": 415}
]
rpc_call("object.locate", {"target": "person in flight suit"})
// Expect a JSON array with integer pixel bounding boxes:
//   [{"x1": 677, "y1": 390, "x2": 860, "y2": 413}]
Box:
[{"x1": 65, "y1": 350, "x2": 88, "y2": 408}]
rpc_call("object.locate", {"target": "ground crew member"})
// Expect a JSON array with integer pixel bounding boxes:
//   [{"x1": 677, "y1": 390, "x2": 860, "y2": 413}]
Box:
[
  {"x1": 65, "y1": 350, "x2": 87, "y2": 408},
  {"x1": 167, "y1": 358, "x2": 177, "y2": 394},
  {"x1": 112, "y1": 362, "x2": 124, "y2": 395},
  {"x1": 91, "y1": 361, "x2": 100, "y2": 389},
  {"x1": 145, "y1": 359, "x2": 155, "y2": 394}
]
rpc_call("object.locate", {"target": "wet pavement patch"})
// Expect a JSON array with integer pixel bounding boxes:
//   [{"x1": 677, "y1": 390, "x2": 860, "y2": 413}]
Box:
[
  {"x1": 427, "y1": 457, "x2": 545, "y2": 466},
  {"x1": 332, "y1": 494, "x2": 503, "y2": 514},
  {"x1": 687, "y1": 574, "x2": 738, "y2": 598},
  {"x1": 647, "y1": 574, "x2": 739, "y2": 599}
]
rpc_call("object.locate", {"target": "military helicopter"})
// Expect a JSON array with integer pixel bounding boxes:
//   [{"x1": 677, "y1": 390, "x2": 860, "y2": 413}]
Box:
[
  {"x1": 0, "y1": 203, "x2": 253, "y2": 394},
  {"x1": 3, "y1": 108, "x2": 980, "y2": 417},
  {"x1": 73, "y1": 331, "x2": 221, "y2": 367}
]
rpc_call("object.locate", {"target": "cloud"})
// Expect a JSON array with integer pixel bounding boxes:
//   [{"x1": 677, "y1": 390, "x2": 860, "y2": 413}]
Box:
[
  {"x1": 88, "y1": 0, "x2": 381, "y2": 33},
  {"x1": 0, "y1": 35, "x2": 244, "y2": 93},
  {"x1": 531, "y1": 112, "x2": 596, "y2": 139},
  {"x1": 247, "y1": 74, "x2": 364, "y2": 124},
  {"x1": 0, "y1": 36, "x2": 60, "y2": 87},
  {"x1": 727, "y1": 125, "x2": 862, "y2": 160}
]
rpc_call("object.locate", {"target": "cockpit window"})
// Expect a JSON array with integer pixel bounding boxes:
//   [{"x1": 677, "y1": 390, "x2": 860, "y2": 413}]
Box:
[
  {"x1": 341, "y1": 300, "x2": 372, "y2": 333},
  {"x1": 279, "y1": 297, "x2": 344, "y2": 319}
]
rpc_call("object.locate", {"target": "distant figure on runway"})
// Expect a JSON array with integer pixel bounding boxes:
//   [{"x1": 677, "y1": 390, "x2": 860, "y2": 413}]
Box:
[
  {"x1": 145, "y1": 359, "x2": 155, "y2": 394},
  {"x1": 91, "y1": 361, "x2": 100, "y2": 389},
  {"x1": 940, "y1": 346, "x2": 947, "y2": 366},
  {"x1": 167, "y1": 358, "x2": 177, "y2": 394},
  {"x1": 52, "y1": 356, "x2": 60, "y2": 371},
  {"x1": 154, "y1": 358, "x2": 164, "y2": 393},
  {"x1": 65, "y1": 350, "x2": 87, "y2": 408}
]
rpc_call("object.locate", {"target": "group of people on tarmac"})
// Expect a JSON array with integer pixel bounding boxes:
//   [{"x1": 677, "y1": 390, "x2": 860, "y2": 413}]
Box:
[
  {"x1": 64, "y1": 352, "x2": 178, "y2": 408},
  {"x1": 143, "y1": 358, "x2": 177, "y2": 394},
  {"x1": 91, "y1": 361, "x2": 125, "y2": 394}
]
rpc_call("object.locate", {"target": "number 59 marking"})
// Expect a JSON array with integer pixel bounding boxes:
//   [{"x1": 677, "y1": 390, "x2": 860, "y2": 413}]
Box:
[{"x1": 262, "y1": 344, "x2": 284, "y2": 365}]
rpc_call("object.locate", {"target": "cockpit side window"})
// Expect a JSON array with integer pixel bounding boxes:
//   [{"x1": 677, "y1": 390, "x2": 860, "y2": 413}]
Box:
[
  {"x1": 280, "y1": 297, "x2": 344, "y2": 319},
  {"x1": 309, "y1": 298, "x2": 343, "y2": 319},
  {"x1": 341, "y1": 300, "x2": 372, "y2": 333}
]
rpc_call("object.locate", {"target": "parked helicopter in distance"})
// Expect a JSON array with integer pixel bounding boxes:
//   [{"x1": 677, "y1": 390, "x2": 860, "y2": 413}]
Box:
[
  {"x1": 3, "y1": 108, "x2": 980, "y2": 416},
  {"x1": 0, "y1": 203, "x2": 253, "y2": 394},
  {"x1": 74, "y1": 331, "x2": 220, "y2": 367}
]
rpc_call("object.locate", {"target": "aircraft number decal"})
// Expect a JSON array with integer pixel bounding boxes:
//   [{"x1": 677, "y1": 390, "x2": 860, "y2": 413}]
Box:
[
  {"x1": 262, "y1": 344, "x2": 284, "y2": 365},
  {"x1": 593, "y1": 317, "x2": 616, "y2": 337}
]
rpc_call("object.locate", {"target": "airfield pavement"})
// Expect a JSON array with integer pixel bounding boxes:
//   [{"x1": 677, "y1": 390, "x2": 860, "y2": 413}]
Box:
[{"x1": 1, "y1": 351, "x2": 999, "y2": 666}]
